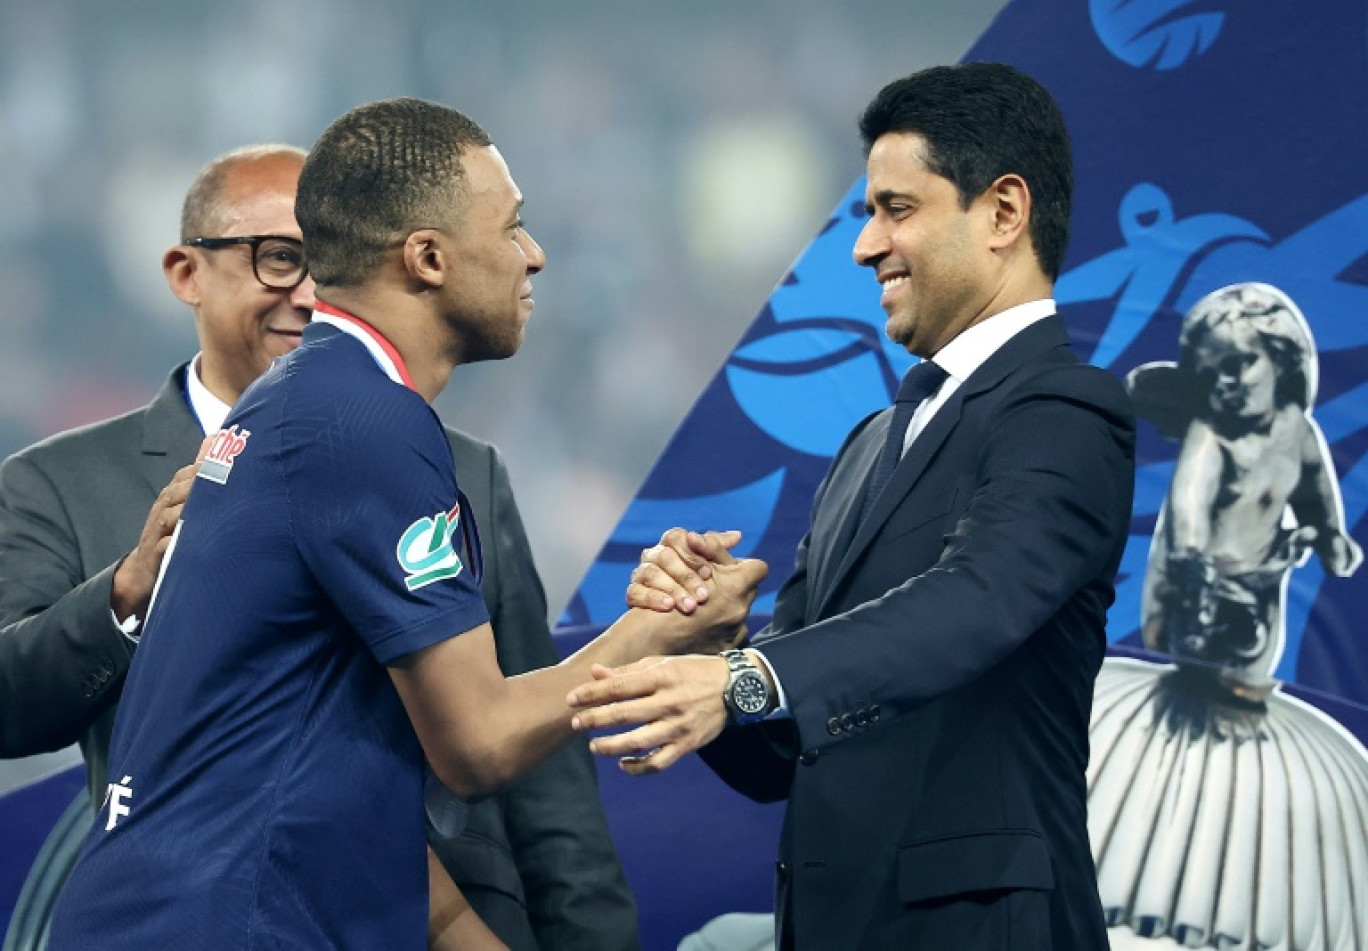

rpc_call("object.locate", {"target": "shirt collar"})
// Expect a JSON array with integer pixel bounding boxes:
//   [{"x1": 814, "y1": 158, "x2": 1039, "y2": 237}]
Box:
[
  {"x1": 311, "y1": 301, "x2": 418, "y2": 391},
  {"x1": 932, "y1": 298, "x2": 1056, "y2": 382},
  {"x1": 184, "y1": 354, "x2": 233, "y2": 434}
]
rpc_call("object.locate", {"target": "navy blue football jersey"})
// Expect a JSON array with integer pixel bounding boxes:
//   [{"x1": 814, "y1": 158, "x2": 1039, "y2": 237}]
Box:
[{"x1": 50, "y1": 308, "x2": 490, "y2": 949}]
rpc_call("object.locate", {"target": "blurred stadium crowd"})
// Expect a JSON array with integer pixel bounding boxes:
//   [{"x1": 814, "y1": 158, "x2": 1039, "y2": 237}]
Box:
[{"x1": 0, "y1": 0, "x2": 1002, "y2": 615}]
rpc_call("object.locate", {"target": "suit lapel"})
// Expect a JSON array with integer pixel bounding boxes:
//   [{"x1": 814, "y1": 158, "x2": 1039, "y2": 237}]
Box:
[
  {"x1": 810, "y1": 316, "x2": 1073, "y2": 620},
  {"x1": 138, "y1": 364, "x2": 207, "y2": 496},
  {"x1": 805, "y1": 421, "x2": 882, "y2": 621},
  {"x1": 814, "y1": 393, "x2": 964, "y2": 620}
]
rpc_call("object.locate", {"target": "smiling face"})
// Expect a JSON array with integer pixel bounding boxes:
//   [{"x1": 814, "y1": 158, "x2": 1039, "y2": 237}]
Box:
[
  {"x1": 167, "y1": 151, "x2": 316, "y2": 403},
  {"x1": 852, "y1": 132, "x2": 999, "y2": 359},
  {"x1": 436, "y1": 145, "x2": 546, "y2": 364}
]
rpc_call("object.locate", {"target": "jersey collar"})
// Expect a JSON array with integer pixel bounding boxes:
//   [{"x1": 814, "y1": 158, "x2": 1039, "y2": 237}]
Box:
[{"x1": 311, "y1": 301, "x2": 418, "y2": 392}]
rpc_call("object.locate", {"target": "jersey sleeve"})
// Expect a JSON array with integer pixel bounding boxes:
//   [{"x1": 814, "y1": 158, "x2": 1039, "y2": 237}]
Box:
[{"x1": 281, "y1": 386, "x2": 490, "y2": 665}]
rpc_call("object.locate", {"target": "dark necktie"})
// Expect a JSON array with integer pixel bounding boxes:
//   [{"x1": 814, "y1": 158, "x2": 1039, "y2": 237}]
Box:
[{"x1": 859, "y1": 360, "x2": 948, "y2": 523}]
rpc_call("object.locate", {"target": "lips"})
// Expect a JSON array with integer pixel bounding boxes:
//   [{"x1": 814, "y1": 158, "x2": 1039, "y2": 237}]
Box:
[
  {"x1": 267, "y1": 327, "x2": 306, "y2": 347},
  {"x1": 879, "y1": 272, "x2": 910, "y2": 306}
]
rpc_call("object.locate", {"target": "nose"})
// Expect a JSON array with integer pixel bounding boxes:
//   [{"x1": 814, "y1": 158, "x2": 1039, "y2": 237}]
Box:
[
  {"x1": 291, "y1": 273, "x2": 318, "y2": 311},
  {"x1": 852, "y1": 215, "x2": 886, "y2": 268},
  {"x1": 520, "y1": 229, "x2": 546, "y2": 275}
]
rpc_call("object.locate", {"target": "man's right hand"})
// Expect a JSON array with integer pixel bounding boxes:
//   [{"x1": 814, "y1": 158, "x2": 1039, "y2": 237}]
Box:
[
  {"x1": 626, "y1": 527, "x2": 743, "y2": 615},
  {"x1": 635, "y1": 549, "x2": 768, "y2": 657},
  {"x1": 110, "y1": 460, "x2": 200, "y2": 624}
]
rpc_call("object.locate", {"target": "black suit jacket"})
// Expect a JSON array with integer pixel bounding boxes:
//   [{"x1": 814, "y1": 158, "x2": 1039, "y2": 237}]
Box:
[
  {"x1": 701, "y1": 316, "x2": 1134, "y2": 950},
  {"x1": 0, "y1": 364, "x2": 638, "y2": 951}
]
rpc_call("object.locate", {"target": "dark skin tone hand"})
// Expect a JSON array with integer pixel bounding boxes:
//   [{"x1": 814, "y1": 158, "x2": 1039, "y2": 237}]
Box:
[{"x1": 110, "y1": 436, "x2": 213, "y2": 623}]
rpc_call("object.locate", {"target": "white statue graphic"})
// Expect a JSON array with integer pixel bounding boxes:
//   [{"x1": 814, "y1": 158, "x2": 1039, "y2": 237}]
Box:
[{"x1": 1091, "y1": 283, "x2": 1368, "y2": 950}]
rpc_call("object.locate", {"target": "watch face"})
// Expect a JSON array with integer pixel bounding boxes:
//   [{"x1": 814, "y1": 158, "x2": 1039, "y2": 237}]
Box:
[{"x1": 731, "y1": 672, "x2": 769, "y2": 715}]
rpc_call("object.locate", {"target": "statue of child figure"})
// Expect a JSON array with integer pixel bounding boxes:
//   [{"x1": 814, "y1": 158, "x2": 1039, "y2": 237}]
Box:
[{"x1": 1129, "y1": 281, "x2": 1361, "y2": 697}]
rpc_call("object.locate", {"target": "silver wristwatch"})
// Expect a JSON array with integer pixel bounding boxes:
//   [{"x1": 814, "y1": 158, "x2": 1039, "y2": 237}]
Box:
[{"x1": 721, "y1": 649, "x2": 776, "y2": 725}]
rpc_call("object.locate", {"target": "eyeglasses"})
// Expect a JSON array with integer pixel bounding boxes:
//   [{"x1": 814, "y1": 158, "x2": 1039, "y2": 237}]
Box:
[{"x1": 186, "y1": 235, "x2": 309, "y2": 290}]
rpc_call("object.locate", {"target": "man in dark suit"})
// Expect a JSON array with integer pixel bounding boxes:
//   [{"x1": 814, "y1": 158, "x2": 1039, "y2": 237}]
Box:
[
  {"x1": 0, "y1": 143, "x2": 638, "y2": 950},
  {"x1": 569, "y1": 63, "x2": 1135, "y2": 949}
]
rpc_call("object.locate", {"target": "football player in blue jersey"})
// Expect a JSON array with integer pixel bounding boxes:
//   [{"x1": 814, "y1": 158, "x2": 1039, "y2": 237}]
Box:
[{"x1": 48, "y1": 100, "x2": 766, "y2": 950}]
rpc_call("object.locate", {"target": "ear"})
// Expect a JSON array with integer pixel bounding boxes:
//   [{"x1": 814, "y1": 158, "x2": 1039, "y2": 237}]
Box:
[
  {"x1": 403, "y1": 229, "x2": 447, "y2": 289},
  {"x1": 983, "y1": 173, "x2": 1032, "y2": 253},
  {"x1": 163, "y1": 245, "x2": 200, "y2": 306}
]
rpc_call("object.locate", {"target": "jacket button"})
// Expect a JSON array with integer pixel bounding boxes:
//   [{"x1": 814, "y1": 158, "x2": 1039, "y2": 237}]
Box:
[
  {"x1": 854, "y1": 708, "x2": 869, "y2": 727},
  {"x1": 840, "y1": 713, "x2": 856, "y2": 732},
  {"x1": 869, "y1": 705, "x2": 881, "y2": 722},
  {"x1": 798, "y1": 749, "x2": 819, "y2": 766},
  {"x1": 826, "y1": 717, "x2": 841, "y2": 736}
]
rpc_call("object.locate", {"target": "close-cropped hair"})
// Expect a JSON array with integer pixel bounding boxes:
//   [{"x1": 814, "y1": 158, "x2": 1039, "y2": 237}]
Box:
[
  {"x1": 296, "y1": 98, "x2": 492, "y2": 287},
  {"x1": 859, "y1": 62, "x2": 1073, "y2": 279}
]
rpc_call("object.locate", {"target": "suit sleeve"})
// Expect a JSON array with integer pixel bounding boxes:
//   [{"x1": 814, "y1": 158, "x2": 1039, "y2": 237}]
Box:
[
  {"x1": 0, "y1": 452, "x2": 133, "y2": 756},
  {"x1": 695, "y1": 508, "x2": 819, "y2": 804},
  {"x1": 699, "y1": 414, "x2": 879, "y2": 803},
  {"x1": 760, "y1": 368, "x2": 1135, "y2": 755},
  {"x1": 479, "y1": 446, "x2": 640, "y2": 951}
]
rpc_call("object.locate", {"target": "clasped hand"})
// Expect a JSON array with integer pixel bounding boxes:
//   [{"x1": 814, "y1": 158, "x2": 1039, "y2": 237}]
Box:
[{"x1": 569, "y1": 528, "x2": 762, "y2": 774}]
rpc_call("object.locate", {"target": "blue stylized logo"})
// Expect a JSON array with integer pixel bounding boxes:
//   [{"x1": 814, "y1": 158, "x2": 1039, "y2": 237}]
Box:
[
  {"x1": 1091, "y1": 0, "x2": 1225, "y2": 70},
  {"x1": 728, "y1": 180, "x2": 913, "y2": 459}
]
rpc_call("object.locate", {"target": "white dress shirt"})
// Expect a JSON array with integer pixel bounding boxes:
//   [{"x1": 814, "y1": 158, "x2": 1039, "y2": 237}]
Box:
[{"x1": 185, "y1": 353, "x2": 233, "y2": 435}]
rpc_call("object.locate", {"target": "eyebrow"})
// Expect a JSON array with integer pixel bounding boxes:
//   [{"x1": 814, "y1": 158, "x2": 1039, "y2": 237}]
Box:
[{"x1": 865, "y1": 189, "x2": 919, "y2": 215}]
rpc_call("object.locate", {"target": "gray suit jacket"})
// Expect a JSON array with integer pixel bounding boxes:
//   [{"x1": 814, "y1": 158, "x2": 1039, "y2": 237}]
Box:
[{"x1": 0, "y1": 364, "x2": 638, "y2": 951}]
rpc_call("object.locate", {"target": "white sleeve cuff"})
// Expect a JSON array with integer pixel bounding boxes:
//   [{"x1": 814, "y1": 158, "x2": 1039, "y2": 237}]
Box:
[
  {"x1": 748, "y1": 648, "x2": 792, "y2": 720},
  {"x1": 112, "y1": 609, "x2": 142, "y2": 644}
]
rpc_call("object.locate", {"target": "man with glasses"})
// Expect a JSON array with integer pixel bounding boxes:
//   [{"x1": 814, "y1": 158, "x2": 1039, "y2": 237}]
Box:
[{"x1": 0, "y1": 143, "x2": 641, "y2": 950}]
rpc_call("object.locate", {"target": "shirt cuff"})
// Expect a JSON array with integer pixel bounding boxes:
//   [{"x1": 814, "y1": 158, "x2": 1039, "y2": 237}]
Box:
[
  {"x1": 748, "y1": 648, "x2": 792, "y2": 720},
  {"x1": 112, "y1": 609, "x2": 142, "y2": 645}
]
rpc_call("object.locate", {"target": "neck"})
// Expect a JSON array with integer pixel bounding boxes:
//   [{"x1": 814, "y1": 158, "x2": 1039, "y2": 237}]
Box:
[
  {"x1": 968, "y1": 269, "x2": 1055, "y2": 333},
  {"x1": 316, "y1": 287, "x2": 456, "y2": 403}
]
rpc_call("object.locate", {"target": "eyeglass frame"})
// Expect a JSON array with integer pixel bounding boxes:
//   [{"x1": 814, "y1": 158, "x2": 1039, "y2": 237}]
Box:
[{"x1": 184, "y1": 235, "x2": 309, "y2": 290}]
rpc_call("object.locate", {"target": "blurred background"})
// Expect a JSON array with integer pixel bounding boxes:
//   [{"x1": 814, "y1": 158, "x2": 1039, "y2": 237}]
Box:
[{"x1": 0, "y1": 0, "x2": 1006, "y2": 622}]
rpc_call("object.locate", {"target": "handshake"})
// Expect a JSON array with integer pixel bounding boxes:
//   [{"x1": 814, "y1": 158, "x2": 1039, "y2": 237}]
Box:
[{"x1": 568, "y1": 529, "x2": 774, "y2": 775}]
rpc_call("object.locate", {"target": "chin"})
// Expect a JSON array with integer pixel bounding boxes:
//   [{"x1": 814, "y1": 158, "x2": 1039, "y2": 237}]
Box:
[{"x1": 464, "y1": 339, "x2": 521, "y2": 365}]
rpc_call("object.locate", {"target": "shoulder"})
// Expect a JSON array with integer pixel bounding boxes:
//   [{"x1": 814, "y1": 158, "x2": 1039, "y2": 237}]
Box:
[
  {"x1": 440, "y1": 425, "x2": 511, "y2": 479},
  {"x1": 264, "y1": 352, "x2": 454, "y2": 499},
  {"x1": 1002, "y1": 349, "x2": 1134, "y2": 424},
  {"x1": 3, "y1": 402, "x2": 153, "y2": 474},
  {"x1": 441, "y1": 424, "x2": 495, "y2": 462},
  {"x1": 275, "y1": 342, "x2": 438, "y2": 444}
]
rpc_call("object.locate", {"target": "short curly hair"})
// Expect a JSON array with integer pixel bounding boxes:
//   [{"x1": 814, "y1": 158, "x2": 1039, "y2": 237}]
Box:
[{"x1": 296, "y1": 98, "x2": 491, "y2": 287}]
